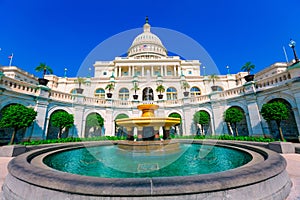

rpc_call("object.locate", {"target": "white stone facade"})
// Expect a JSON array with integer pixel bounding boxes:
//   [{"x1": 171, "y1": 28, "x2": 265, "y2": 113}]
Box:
[{"x1": 0, "y1": 21, "x2": 300, "y2": 142}]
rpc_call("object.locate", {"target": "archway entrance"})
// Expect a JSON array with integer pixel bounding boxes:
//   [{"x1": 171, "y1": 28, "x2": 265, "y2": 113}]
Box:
[
  {"x1": 115, "y1": 114, "x2": 129, "y2": 137},
  {"x1": 267, "y1": 98, "x2": 299, "y2": 141},
  {"x1": 142, "y1": 87, "x2": 153, "y2": 101}
]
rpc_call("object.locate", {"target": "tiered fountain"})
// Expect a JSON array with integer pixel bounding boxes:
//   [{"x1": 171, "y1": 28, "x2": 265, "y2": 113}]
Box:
[{"x1": 116, "y1": 103, "x2": 181, "y2": 152}]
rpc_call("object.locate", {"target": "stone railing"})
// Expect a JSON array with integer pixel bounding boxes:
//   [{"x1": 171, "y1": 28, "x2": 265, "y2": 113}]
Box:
[
  {"x1": 113, "y1": 100, "x2": 133, "y2": 107},
  {"x1": 49, "y1": 90, "x2": 73, "y2": 102},
  {"x1": 164, "y1": 99, "x2": 183, "y2": 105},
  {"x1": 84, "y1": 97, "x2": 106, "y2": 105},
  {"x1": 1, "y1": 76, "x2": 38, "y2": 96},
  {"x1": 219, "y1": 86, "x2": 245, "y2": 98},
  {"x1": 255, "y1": 71, "x2": 291, "y2": 91},
  {"x1": 190, "y1": 95, "x2": 210, "y2": 104}
]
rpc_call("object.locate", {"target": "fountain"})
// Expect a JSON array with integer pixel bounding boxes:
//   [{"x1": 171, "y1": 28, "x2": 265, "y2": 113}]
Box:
[{"x1": 116, "y1": 103, "x2": 181, "y2": 152}]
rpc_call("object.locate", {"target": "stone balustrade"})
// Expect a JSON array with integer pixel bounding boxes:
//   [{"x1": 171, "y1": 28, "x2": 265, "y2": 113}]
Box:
[
  {"x1": 1, "y1": 76, "x2": 38, "y2": 95},
  {"x1": 255, "y1": 71, "x2": 291, "y2": 91}
]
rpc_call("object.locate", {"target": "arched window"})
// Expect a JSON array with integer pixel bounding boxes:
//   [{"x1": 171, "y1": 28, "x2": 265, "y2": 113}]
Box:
[
  {"x1": 166, "y1": 87, "x2": 177, "y2": 100},
  {"x1": 190, "y1": 87, "x2": 201, "y2": 97},
  {"x1": 119, "y1": 88, "x2": 129, "y2": 100},
  {"x1": 94, "y1": 88, "x2": 105, "y2": 99},
  {"x1": 70, "y1": 89, "x2": 77, "y2": 94}
]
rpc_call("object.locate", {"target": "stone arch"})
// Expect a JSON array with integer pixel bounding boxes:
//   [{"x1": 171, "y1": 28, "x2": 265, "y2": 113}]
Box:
[
  {"x1": 142, "y1": 87, "x2": 154, "y2": 101},
  {"x1": 0, "y1": 103, "x2": 29, "y2": 144},
  {"x1": 260, "y1": 92, "x2": 297, "y2": 109},
  {"x1": 168, "y1": 112, "x2": 182, "y2": 136},
  {"x1": 265, "y1": 98, "x2": 299, "y2": 141},
  {"x1": 46, "y1": 108, "x2": 74, "y2": 139},
  {"x1": 225, "y1": 106, "x2": 249, "y2": 136},
  {"x1": 84, "y1": 112, "x2": 104, "y2": 138},
  {"x1": 114, "y1": 113, "x2": 129, "y2": 137},
  {"x1": 193, "y1": 109, "x2": 212, "y2": 136}
]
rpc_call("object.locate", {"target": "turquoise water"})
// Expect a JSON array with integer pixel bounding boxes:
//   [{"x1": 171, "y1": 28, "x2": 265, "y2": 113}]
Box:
[{"x1": 43, "y1": 144, "x2": 252, "y2": 178}]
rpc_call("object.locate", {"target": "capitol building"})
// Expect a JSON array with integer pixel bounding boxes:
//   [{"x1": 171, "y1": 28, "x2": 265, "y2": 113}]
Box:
[{"x1": 0, "y1": 20, "x2": 300, "y2": 142}]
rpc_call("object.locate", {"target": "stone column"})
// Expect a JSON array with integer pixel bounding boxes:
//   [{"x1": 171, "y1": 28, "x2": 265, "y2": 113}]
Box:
[
  {"x1": 74, "y1": 106, "x2": 85, "y2": 138},
  {"x1": 142, "y1": 66, "x2": 145, "y2": 76},
  {"x1": 104, "y1": 106, "x2": 114, "y2": 136},
  {"x1": 182, "y1": 100, "x2": 192, "y2": 136},
  {"x1": 132, "y1": 66, "x2": 135, "y2": 76},
  {"x1": 174, "y1": 65, "x2": 177, "y2": 76},
  {"x1": 246, "y1": 97, "x2": 264, "y2": 136},
  {"x1": 119, "y1": 66, "x2": 122, "y2": 77},
  {"x1": 164, "y1": 65, "x2": 167, "y2": 76},
  {"x1": 31, "y1": 86, "x2": 50, "y2": 140},
  {"x1": 151, "y1": 66, "x2": 154, "y2": 76},
  {"x1": 243, "y1": 82, "x2": 263, "y2": 136},
  {"x1": 128, "y1": 66, "x2": 131, "y2": 77},
  {"x1": 114, "y1": 67, "x2": 118, "y2": 77},
  {"x1": 210, "y1": 95, "x2": 227, "y2": 135},
  {"x1": 161, "y1": 66, "x2": 164, "y2": 76}
]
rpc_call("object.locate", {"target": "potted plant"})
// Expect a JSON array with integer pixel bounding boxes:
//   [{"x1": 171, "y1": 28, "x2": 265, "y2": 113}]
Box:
[
  {"x1": 74, "y1": 77, "x2": 85, "y2": 94},
  {"x1": 181, "y1": 81, "x2": 190, "y2": 97},
  {"x1": 105, "y1": 83, "x2": 115, "y2": 98},
  {"x1": 35, "y1": 63, "x2": 53, "y2": 86},
  {"x1": 131, "y1": 82, "x2": 140, "y2": 100},
  {"x1": 156, "y1": 84, "x2": 165, "y2": 99},
  {"x1": 208, "y1": 74, "x2": 219, "y2": 91},
  {"x1": 241, "y1": 61, "x2": 255, "y2": 82}
]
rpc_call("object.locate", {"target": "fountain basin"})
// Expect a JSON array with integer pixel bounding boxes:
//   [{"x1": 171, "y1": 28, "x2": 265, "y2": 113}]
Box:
[
  {"x1": 1, "y1": 140, "x2": 291, "y2": 200},
  {"x1": 116, "y1": 117, "x2": 180, "y2": 128}
]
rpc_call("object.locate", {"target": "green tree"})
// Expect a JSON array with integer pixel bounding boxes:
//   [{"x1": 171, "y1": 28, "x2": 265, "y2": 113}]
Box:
[
  {"x1": 86, "y1": 113, "x2": 104, "y2": 137},
  {"x1": 261, "y1": 102, "x2": 289, "y2": 141},
  {"x1": 35, "y1": 63, "x2": 53, "y2": 78},
  {"x1": 131, "y1": 82, "x2": 140, "y2": 95},
  {"x1": 224, "y1": 107, "x2": 244, "y2": 136},
  {"x1": 86, "y1": 113, "x2": 104, "y2": 128},
  {"x1": 156, "y1": 84, "x2": 165, "y2": 94},
  {"x1": 208, "y1": 74, "x2": 219, "y2": 85},
  {"x1": 241, "y1": 61, "x2": 255, "y2": 75},
  {"x1": 181, "y1": 81, "x2": 190, "y2": 91},
  {"x1": 0, "y1": 104, "x2": 37, "y2": 144},
  {"x1": 193, "y1": 111, "x2": 210, "y2": 135},
  {"x1": 50, "y1": 111, "x2": 74, "y2": 138},
  {"x1": 74, "y1": 77, "x2": 86, "y2": 89},
  {"x1": 105, "y1": 83, "x2": 115, "y2": 93}
]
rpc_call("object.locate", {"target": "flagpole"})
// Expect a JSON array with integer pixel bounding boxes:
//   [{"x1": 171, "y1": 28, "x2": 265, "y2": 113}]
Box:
[
  {"x1": 283, "y1": 46, "x2": 289, "y2": 63},
  {"x1": 9, "y1": 53, "x2": 13, "y2": 66}
]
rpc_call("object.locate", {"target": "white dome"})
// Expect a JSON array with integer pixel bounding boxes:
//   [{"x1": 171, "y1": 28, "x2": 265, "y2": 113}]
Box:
[{"x1": 128, "y1": 21, "x2": 167, "y2": 57}]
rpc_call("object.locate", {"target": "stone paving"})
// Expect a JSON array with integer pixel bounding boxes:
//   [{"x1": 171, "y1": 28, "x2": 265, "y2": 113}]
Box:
[{"x1": 0, "y1": 155, "x2": 300, "y2": 199}]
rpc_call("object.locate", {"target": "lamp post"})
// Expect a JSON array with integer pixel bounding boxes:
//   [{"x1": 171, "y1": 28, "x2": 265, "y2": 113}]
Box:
[
  {"x1": 202, "y1": 66, "x2": 206, "y2": 76},
  {"x1": 289, "y1": 39, "x2": 299, "y2": 63},
  {"x1": 226, "y1": 65, "x2": 230, "y2": 75},
  {"x1": 64, "y1": 68, "x2": 67, "y2": 78}
]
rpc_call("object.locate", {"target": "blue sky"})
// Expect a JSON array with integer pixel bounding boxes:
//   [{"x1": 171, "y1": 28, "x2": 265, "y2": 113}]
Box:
[{"x1": 0, "y1": 0, "x2": 299, "y2": 77}]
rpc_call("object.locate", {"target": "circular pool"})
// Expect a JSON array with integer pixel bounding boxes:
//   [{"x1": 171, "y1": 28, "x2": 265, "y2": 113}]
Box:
[
  {"x1": 43, "y1": 143, "x2": 252, "y2": 178},
  {"x1": 1, "y1": 140, "x2": 292, "y2": 200}
]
